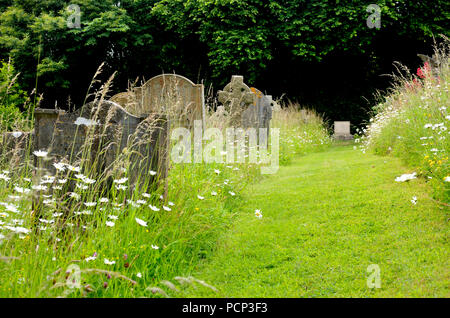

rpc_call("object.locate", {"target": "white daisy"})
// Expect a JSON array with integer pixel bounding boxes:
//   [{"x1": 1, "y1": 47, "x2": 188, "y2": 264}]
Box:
[
  {"x1": 33, "y1": 150, "x2": 48, "y2": 158},
  {"x1": 149, "y1": 205, "x2": 160, "y2": 212},
  {"x1": 135, "y1": 217, "x2": 147, "y2": 227},
  {"x1": 104, "y1": 258, "x2": 115, "y2": 265}
]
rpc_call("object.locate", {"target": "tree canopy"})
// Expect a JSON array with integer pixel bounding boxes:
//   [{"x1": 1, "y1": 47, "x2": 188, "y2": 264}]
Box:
[{"x1": 0, "y1": 0, "x2": 448, "y2": 125}]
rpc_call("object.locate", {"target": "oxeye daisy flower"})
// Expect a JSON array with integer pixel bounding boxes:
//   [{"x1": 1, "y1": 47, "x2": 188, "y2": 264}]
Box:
[
  {"x1": 69, "y1": 192, "x2": 80, "y2": 200},
  {"x1": 168, "y1": 201, "x2": 175, "y2": 206},
  {"x1": 149, "y1": 205, "x2": 160, "y2": 212},
  {"x1": 85, "y1": 255, "x2": 97, "y2": 262},
  {"x1": 53, "y1": 162, "x2": 65, "y2": 171},
  {"x1": 106, "y1": 221, "x2": 115, "y2": 227},
  {"x1": 135, "y1": 217, "x2": 147, "y2": 227},
  {"x1": 83, "y1": 177, "x2": 96, "y2": 184},
  {"x1": 0, "y1": 173, "x2": 11, "y2": 182},
  {"x1": 104, "y1": 258, "x2": 115, "y2": 265},
  {"x1": 76, "y1": 184, "x2": 88, "y2": 190},
  {"x1": 14, "y1": 186, "x2": 30, "y2": 194},
  {"x1": 66, "y1": 165, "x2": 81, "y2": 172},
  {"x1": 32, "y1": 185, "x2": 47, "y2": 191},
  {"x1": 255, "y1": 209, "x2": 263, "y2": 219},
  {"x1": 113, "y1": 177, "x2": 128, "y2": 184},
  {"x1": 411, "y1": 196, "x2": 418, "y2": 205},
  {"x1": 151, "y1": 245, "x2": 159, "y2": 250},
  {"x1": 214, "y1": 169, "x2": 221, "y2": 175},
  {"x1": 229, "y1": 191, "x2": 236, "y2": 196},
  {"x1": 136, "y1": 273, "x2": 142, "y2": 278},
  {"x1": 163, "y1": 206, "x2": 171, "y2": 211},
  {"x1": 33, "y1": 150, "x2": 48, "y2": 158},
  {"x1": 211, "y1": 191, "x2": 217, "y2": 196},
  {"x1": 150, "y1": 170, "x2": 157, "y2": 176},
  {"x1": 197, "y1": 195, "x2": 204, "y2": 200}
]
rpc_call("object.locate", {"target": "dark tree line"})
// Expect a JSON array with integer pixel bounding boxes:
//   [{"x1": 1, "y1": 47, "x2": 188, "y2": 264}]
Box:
[{"x1": 0, "y1": 0, "x2": 448, "y2": 126}]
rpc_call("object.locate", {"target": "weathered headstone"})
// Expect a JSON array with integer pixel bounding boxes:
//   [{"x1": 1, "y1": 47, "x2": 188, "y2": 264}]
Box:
[
  {"x1": 333, "y1": 121, "x2": 353, "y2": 140},
  {"x1": 217, "y1": 76, "x2": 254, "y2": 127},
  {"x1": 217, "y1": 76, "x2": 273, "y2": 132},
  {"x1": 250, "y1": 87, "x2": 273, "y2": 132},
  {"x1": 267, "y1": 95, "x2": 281, "y2": 111},
  {"x1": 140, "y1": 74, "x2": 205, "y2": 128},
  {"x1": 110, "y1": 88, "x2": 143, "y2": 116},
  {"x1": 110, "y1": 75, "x2": 205, "y2": 129},
  {"x1": 34, "y1": 101, "x2": 169, "y2": 192}
]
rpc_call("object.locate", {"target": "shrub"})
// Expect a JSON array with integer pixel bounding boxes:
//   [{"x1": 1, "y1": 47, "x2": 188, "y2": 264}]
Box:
[{"x1": 0, "y1": 59, "x2": 30, "y2": 131}]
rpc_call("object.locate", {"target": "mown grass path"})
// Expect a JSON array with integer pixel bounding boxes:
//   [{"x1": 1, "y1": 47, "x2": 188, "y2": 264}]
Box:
[{"x1": 187, "y1": 146, "x2": 449, "y2": 297}]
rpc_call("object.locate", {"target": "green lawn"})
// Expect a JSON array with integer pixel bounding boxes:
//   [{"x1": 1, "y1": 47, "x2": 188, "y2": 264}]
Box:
[{"x1": 184, "y1": 145, "x2": 449, "y2": 297}]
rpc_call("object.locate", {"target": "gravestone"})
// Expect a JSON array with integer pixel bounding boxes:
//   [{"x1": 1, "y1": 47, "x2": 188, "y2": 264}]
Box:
[
  {"x1": 218, "y1": 76, "x2": 274, "y2": 130},
  {"x1": 110, "y1": 75, "x2": 205, "y2": 129},
  {"x1": 333, "y1": 121, "x2": 353, "y2": 140},
  {"x1": 34, "y1": 101, "x2": 169, "y2": 192},
  {"x1": 140, "y1": 74, "x2": 205, "y2": 128},
  {"x1": 110, "y1": 88, "x2": 143, "y2": 116},
  {"x1": 250, "y1": 87, "x2": 273, "y2": 132},
  {"x1": 267, "y1": 95, "x2": 281, "y2": 111}
]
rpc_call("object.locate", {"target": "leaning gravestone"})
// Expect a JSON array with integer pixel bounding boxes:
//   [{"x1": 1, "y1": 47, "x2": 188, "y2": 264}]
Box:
[
  {"x1": 333, "y1": 121, "x2": 353, "y2": 140},
  {"x1": 34, "y1": 100, "x2": 169, "y2": 192},
  {"x1": 110, "y1": 88, "x2": 143, "y2": 116}
]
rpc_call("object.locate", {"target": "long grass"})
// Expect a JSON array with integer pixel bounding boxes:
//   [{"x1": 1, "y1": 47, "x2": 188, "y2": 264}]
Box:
[
  {"x1": 0, "y1": 66, "x2": 330, "y2": 297},
  {"x1": 359, "y1": 39, "x2": 450, "y2": 202}
]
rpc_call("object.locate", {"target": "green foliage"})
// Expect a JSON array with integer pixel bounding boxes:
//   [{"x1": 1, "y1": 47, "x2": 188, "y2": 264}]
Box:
[
  {"x1": 0, "y1": 0, "x2": 447, "y2": 113},
  {"x1": 0, "y1": 59, "x2": 28, "y2": 130}
]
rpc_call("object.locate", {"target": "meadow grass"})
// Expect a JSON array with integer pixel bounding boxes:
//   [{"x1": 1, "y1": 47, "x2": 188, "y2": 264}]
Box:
[
  {"x1": 181, "y1": 146, "x2": 449, "y2": 297},
  {"x1": 359, "y1": 40, "x2": 449, "y2": 202},
  {"x1": 0, "y1": 73, "x2": 331, "y2": 298}
]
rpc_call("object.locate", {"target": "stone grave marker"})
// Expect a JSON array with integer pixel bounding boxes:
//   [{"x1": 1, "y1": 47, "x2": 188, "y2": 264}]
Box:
[
  {"x1": 217, "y1": 76, "x2": 262, "y2": 128},
  {"x1": 250, "y1": 87, "x2": 273, "y2": 132},
  {"x1": 333, "y1": 121, "x2": 353, "y2": 140},
  {"x1": 110, "y1": 88, "x2": 143, "y2": 116},
  {"x1": 34, "y1": 100, "x2": 169, "y2": 192},
  {"x1": 111, "y1": 74, "x2": 206, "y2": 129}
]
